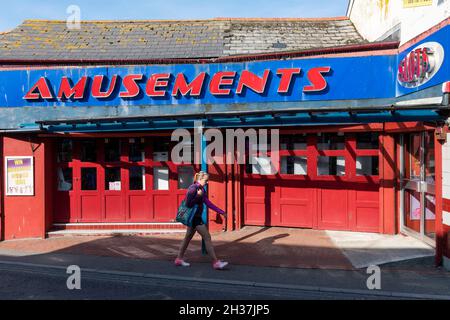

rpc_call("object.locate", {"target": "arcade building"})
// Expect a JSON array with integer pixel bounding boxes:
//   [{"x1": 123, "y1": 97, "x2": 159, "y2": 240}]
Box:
[{"x1": 0, "y1": 13, "x2": 449, "y2": 267}]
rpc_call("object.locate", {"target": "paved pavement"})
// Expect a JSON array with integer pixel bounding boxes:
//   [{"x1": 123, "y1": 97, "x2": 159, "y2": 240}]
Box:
[
  {"x1": 0, "y1": 226, "x2": 435, "y2": 270},
  {"x1": 0, "y1": 226, "x2": 448, "y2": 299}
]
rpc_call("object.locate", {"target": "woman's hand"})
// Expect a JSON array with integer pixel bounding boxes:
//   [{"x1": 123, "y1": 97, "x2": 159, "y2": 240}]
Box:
[{"x1": 197, "y1": 189, "x2": 203, "y2": 196}]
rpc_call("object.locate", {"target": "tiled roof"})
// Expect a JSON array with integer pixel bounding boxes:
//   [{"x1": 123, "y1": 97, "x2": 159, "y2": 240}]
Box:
[{"x1": 0, "y1": 17, "x2": 366, "y2": 61}]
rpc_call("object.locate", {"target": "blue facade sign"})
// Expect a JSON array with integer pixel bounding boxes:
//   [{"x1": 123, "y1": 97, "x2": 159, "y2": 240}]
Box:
[{"x1": 0, "y1": 23, "x2": 448, "y2": 130}]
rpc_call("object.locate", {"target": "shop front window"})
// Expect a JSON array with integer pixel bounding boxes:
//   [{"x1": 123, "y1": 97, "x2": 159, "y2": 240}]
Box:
[
  {"x1": 280, "y1": 134, "x2": 307, "y2": 150},
  {"x1": 81, "y1": 140, "x2": 97, "y2": 162},
  {"x1": 129, "y1": 138, "x2": 145, "y2": 162},
  {"x1": 178, "y1": 166, "x2": 194, "y2": 189},
  {"x1": 81, "y1": 168, "x2": 97, "y2": 190},
  {"x1": 57, "y1": 167, "x2": 73, "y2": 191},
  {"x1": 105, "y1": 167, "x2": 121, "y2": 191},
  {"x1": 317, "y1": 133, "x2": 345, "y2": 150},
  {"x1": 154, "y1": 167, "x2": 169, "y2": 190},
  {"x1": 56, "y1": 139, "x2": 73, "y2": 163},
  {"x1": 425, "y1": 133, "x2": 435, "y2": 184},
  {"x1": 247, "y1": 156, "x2": 276, "y2": 175},
  {"x1": 153, "y1": 138, "x2": 170, "y2": 161},
  {"x1": 105, "y1": 138, "x2": 121, "y2": 162},
  {"x1": 356, "y1": 133, "x2": 379, "y2": 150},
  {"x1": 356, "y1": 156, "x2": 379, "y2": 176},
  {"x1": 281, "y1": 156, "x2": 307, "y2": 175},
  {"x1": 318, "y1": 156, "x2": 345, "y2": 176},
  {"x1": 129, "y1": 167, "x2": 145, "y2": 191}
]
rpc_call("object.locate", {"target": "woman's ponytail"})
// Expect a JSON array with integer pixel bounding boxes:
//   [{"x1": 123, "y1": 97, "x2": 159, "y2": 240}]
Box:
[
  {"x1": 193, "y1": 171, "x2": 208, "y2": 183},
  {"x1": 193, "y1": 172, "x2": 200, "y2": 182}
]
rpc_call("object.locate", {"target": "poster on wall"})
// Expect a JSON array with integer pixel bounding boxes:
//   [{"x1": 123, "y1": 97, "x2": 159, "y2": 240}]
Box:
[
  {"x1": 5, "y1": 156, "x2": 34, "y2": 196},
  {"x1": 410, "y1": 192, "x2": 435, "y2": 221}
]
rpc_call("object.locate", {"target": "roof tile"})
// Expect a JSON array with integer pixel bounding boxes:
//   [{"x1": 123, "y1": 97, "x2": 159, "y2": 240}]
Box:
[{"x1": 0, "y1": 18, "x2": 366, "y2": 61}]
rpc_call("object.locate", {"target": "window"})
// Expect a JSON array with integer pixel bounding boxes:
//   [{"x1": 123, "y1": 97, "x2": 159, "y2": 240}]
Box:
[
  {"x1": 129, "y1": 167, "x2": 145, "y2": 191},
  {"x1": 81, "y1": 140, "x2": 97, "y2": 162},
  {"x1": 248, "y1": 156, "x2": 276, "y2": 175},
  {"x1": 318, "y1": 156, "x2": 345, "y2": 176},
  {"x1": 57, "y1": 167, "x2": 73, "y2": 191},
  {"x1": 425, "y1": 133, "x2": 435, "y2": 183},
  {"x1": 317, "y1": 133, "x2": 345, "y2": 150},
  {"x1": 129, "y1": 138, "x2": 145, "y2": 162},
  {"x1": 154, "y1": 167, "x2": 169, "y2": 190},
  {"x1": 153, "y1": 138, "x2": 170, "y2": 161},
  {"x1": 357, "y1": 133, "x2": 379, "y2": 149},
  {"x1": 356, "y1": 156, "x2": 379, "y2": 176},
  {"x1": 281, "y1": 156, "x2": 307, "y2": 175},
  {"x1": 56, "y1": 139, "x2": 73, "y2": 163},
  {"x1": 105, "y1": 167, "x2": 121, "y2": 191},
  {"x1": 105, "y1": 138, "x2": 121, "y2": 162},
  {"x1": 280, "y1": 134, "x2": 307, "y2": 150},
  {"x1": 178, "y1": 167, "x2": 194, "y2": 189},
  {"x1": 81, "y1": 168, "x2": 97, "y2": 190}
]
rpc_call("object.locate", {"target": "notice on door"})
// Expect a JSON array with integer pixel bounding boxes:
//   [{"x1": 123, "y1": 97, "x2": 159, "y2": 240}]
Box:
[{"x1": 5, "y1": 156, "x2": 34, "y2": 196}]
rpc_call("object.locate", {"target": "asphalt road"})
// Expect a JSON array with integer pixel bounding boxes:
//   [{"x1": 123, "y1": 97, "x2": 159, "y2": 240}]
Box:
[{"x1": 0, "y1": 262, "x2": 398, "y2": 300}]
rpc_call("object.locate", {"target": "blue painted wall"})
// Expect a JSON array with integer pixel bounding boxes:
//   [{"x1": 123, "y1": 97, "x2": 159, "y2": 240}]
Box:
[{"x1": 0, "y1": 23, "x2": 448, "y2": 130}]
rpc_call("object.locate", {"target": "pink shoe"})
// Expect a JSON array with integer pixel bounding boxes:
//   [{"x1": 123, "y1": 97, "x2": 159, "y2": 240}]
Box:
[
  {"x1": 213, "y1": 260, "x2": 229, "y2": 270},
  {"x1": 174, "y1": 258, "x2": 190, "y2": 267}
]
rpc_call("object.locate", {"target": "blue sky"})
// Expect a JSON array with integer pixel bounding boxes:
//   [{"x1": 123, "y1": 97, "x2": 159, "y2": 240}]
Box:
[{"x1": 0, "y1": 0, "x2": 349, "y2": 32}]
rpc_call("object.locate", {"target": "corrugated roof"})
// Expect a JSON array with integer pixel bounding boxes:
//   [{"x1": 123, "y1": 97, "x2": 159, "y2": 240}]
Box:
[{"x1": 0, "y1": 17, "x2": 367, "y2": 61}]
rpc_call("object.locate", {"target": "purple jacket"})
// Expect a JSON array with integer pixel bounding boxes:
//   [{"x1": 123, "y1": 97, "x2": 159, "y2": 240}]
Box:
[{"x1": 185, "y1": 182, "x2": 225, "y2": 216}]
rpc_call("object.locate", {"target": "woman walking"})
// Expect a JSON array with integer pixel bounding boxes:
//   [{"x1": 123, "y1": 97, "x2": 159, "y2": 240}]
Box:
[{"x1": 175, "y1": 171, "x2": 229, "y2": 270}]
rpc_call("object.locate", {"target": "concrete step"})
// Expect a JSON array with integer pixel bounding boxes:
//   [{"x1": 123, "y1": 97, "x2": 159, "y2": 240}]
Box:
[
  {"x1": 48, "y1": 222, "x2": 186, "y2": 237},
  {"x1": 47, "y1": 229, "x2": 186, "y2": 238}
]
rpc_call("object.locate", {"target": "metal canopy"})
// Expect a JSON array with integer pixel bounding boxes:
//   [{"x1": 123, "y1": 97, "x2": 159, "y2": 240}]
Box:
[{"x1": 34, "y1": 108, "x2": 448, "y2": 133}]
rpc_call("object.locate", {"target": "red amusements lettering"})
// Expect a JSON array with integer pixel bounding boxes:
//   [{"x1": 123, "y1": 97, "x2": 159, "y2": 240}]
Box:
[
  {"x1": 24, "y1": 67, "x2": 332, "y2": 100},
  {"x1": 120, "y1": 74, "x2": 144, "y2": 98},
  {"x1": 236, "y1": 69, "x2": 271, "y2": 94},
  {"x1": 277, "y1": 68, "x2": 301, "y2": 93},
  {"x1": 172, "y1": 73, "x2": 206, "y2": 97},
  {"x1": 146, "y1": 73, "x2": 171, "y2": 97},
  {"x1": 58, "y1": 76, "x2": 88, "y2": 100},
  {"x1": 24, "y1": 77, "x2": 53, "y2": 100},
  {"x1": 92, "y1": 75, "x2": 118, "y2": 98},
  {"x1": 303, "y1": 67, "x2": 331, "y2": 92},
  {"x1": 209, "y1": 72, "x2": 236, "y2": 95}
]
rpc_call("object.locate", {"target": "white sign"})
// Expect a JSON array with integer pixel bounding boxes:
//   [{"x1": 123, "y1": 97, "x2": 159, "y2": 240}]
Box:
[{"x1": 5, "y1": 156, "x2": 34, "y2": 196}]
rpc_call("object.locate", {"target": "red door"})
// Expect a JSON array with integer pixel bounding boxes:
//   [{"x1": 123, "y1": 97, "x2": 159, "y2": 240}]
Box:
[
  {"x1": 243, "y1": 131, "x2": 380, "y2": 232},
  {"x1": 54, "y1": 136, "x2": 199, "y2": 224}
]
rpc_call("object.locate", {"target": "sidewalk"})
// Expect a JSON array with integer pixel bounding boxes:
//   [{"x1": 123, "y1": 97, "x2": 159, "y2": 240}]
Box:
[
  {"x1": 0, "y1": 226, "x2": 435, "y2": 270},
  {"x1": 0, "y1": 226, "x2": 447, "y2": 299}
]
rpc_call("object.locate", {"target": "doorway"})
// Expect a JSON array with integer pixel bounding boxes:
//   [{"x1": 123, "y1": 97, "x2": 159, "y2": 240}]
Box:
[{"x1": 400, "y1": 131, "x2": 436, "y2": 246}]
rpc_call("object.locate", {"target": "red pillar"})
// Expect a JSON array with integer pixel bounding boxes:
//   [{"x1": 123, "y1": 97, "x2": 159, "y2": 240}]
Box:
[
  {"x1": 380, "y1": 132, "x2": 397, "y2": 235},
  {"x1": 435, "y1": 128, "x2": 445, "y2": 266},
  {"x1": 0, "y1": 136, "x2": 3, "y2": 241},
  {"x1": 225, "y1": 162, "x2": 234, "y2": 231}
]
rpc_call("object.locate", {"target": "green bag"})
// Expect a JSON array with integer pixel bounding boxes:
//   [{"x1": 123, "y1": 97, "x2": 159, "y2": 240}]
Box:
[{"x1": 176, "y1": 200, "x2": 198, "y2": 226}]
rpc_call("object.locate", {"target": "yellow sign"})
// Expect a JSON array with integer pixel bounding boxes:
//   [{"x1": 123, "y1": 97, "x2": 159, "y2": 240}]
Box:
[{"x1": 403, "y1": 0, "x2": 433, "y2": 8}]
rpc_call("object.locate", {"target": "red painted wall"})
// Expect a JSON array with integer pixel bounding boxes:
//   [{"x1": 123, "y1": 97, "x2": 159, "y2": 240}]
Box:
[{"x1": 2, "y1": 135, "x2": 49, "y2": 240}]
